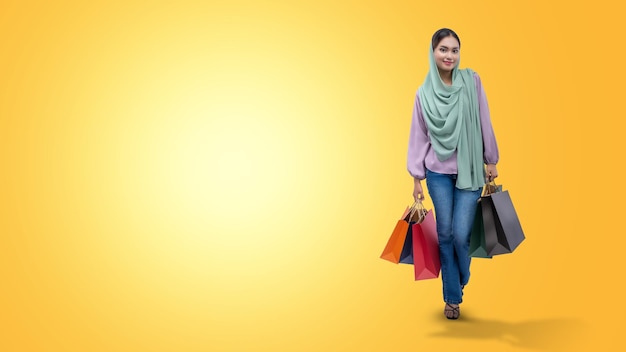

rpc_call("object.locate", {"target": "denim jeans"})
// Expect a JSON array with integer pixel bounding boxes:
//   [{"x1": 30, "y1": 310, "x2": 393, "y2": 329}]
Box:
[{"x1": 425, "y1": 169, "x2": 481, "y2": 304}]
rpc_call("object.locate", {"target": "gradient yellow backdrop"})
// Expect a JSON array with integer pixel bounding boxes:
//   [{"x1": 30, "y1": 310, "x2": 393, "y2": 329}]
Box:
[{"x1": 1, "y1": 1, "x2": 623, "y2": 351}]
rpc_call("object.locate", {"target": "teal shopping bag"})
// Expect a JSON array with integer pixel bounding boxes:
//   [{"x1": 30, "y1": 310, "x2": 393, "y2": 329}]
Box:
[{"x1": 469, "y1": 199, "x2": 492, "y2": 258}]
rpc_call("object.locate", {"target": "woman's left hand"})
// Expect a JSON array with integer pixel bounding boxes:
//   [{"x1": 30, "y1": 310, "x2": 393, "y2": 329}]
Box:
[{"x1": 486, "y1": 164, "x2": 498, "y2": 182}]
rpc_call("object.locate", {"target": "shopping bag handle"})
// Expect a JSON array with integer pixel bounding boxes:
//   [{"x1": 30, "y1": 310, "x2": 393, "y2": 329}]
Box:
[
  {"x1": 407, "y1": 200, "x2": 428, "y2": 223},
  {"x1": 483, "y1": 180, "x2": 501, "y2": 196},
  {"x1": 405, "y1": 202, "x2": 418, "y2": 221}
]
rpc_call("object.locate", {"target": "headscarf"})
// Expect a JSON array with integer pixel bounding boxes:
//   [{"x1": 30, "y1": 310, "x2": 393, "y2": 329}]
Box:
[{"x1": 418, "y1": 45, "x2": 485, "y2": 190}]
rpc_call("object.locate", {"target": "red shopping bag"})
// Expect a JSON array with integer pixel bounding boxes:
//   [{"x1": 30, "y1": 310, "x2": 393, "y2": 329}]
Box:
[{"x1": 411, "y1": 208, "x2": 440, "y2": 280}]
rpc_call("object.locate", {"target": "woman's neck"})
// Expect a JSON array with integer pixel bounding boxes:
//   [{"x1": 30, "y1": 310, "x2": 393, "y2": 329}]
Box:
[{"x1": 438, "y1": 69, "x2": 453, "y2": 86}]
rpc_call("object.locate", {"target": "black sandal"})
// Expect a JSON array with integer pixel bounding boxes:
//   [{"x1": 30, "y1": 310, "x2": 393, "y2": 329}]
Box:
[{"x1": 444, "y1": 303, "x2": 460, "y2": 320}]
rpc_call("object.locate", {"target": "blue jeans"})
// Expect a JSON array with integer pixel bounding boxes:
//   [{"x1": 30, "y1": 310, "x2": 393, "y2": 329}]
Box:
[{"x1": 425, "y1": 169, "x2": 481, "y2": 304}]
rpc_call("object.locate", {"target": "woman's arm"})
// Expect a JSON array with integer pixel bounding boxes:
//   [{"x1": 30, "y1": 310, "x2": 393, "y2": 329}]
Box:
[
  {"x1": 474, "y1": 73, "x2": 500, "y2": 180},
  {"x1": 407, "y1": 90, "x2": 430, "y2": 199}
]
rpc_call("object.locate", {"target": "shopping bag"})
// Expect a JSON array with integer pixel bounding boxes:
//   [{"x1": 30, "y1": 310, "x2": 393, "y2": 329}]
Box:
[
  {"x1": 412, "y1": 208, "x2": 441, "y2": 280},
  {"x1": 469, "y1": 199, "x2": 493, "y2": 258},
  {"x1": 481, "y1": 182, "x2": 525, "y2": 256},
  {"x1": 399, "y1": 207, "x2": 427, "y2": 264},
  {"x1": 399, "y1": 224, "x2": 415, "y2": 264},
  {"x1": 380, "y1": 204, "x2": 418, "y2": 263}
]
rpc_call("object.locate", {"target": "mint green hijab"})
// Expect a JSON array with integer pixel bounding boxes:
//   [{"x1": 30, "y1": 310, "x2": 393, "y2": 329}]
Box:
[{"x1": 418, "y1": 45, "x2": 485, "y2": 191}]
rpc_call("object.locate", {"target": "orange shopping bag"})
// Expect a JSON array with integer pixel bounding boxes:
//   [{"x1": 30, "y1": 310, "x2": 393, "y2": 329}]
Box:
[{"x1": 380, "y1": 203, "x2": 419, "y2": 263}]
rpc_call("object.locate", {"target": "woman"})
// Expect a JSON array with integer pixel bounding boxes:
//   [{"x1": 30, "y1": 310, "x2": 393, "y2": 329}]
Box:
[{"x1": 407, "y1": 28, "x2": 499, "y2": 320}]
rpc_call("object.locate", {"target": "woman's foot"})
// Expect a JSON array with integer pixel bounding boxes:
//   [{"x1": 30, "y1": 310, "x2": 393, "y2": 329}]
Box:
[{"x1": 444, "y1": 303, "x2": 460, "y2": 320}]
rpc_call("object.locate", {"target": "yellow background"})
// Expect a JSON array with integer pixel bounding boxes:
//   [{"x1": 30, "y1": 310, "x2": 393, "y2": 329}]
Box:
[{"x1": 1, "y1": 1, "x2": 623, "y2": 351}]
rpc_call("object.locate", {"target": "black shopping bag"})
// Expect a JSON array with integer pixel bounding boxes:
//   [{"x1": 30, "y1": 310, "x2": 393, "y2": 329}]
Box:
[
  {"x1": 481, "y1": 183, "x2": 525, "y2": 256},
  {"x1": 399, "y1": 224, "x2": 415, "y2": 264}
]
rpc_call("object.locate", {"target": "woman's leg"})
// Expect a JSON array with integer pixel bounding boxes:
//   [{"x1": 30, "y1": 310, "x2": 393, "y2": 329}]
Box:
[
  {"x1": 452, "y1": 187, "x2": 482, "y2": 288},
  {"x1": 425, "y1": 170, "x2": 460, "y2": 305}
]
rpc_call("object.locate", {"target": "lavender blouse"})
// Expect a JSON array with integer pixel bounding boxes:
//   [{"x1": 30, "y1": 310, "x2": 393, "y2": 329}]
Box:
[{"x1": 407, "y1": 72, "x2": 499, "y2": 180}]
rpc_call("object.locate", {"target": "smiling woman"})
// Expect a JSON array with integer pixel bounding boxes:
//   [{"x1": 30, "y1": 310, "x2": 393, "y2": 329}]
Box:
[{"x1": 2, "y1": 0, "x2": 617, "y2": 351}]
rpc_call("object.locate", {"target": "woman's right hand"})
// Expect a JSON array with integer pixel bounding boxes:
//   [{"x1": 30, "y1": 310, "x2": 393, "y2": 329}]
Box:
[{"x1": 413, "y1": 178, "x2": 425, "y2": 202}]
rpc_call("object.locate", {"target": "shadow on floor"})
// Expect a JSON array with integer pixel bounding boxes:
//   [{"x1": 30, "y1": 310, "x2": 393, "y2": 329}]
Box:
[{"x1": 426, "y1": 309, "x2": 588, "y2": 350}]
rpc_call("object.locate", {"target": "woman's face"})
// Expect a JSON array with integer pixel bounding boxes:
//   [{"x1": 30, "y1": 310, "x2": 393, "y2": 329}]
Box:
[{"x1": 433, "y1": 36, "x2": 460, "y2": 74}]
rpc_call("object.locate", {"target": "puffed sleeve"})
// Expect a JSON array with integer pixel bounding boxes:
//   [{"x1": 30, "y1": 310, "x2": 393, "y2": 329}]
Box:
[
  {"x1": 474, "y1": 73, "x2": 499, "y2": 164},
  {"x1": 407, "y1": 90, "x2": 430, "y2": 179}
]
